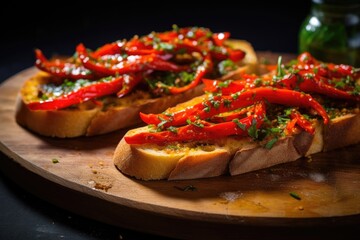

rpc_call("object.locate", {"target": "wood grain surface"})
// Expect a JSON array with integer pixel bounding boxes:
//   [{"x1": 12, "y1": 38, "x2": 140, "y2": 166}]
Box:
[{"x1": 0, "y1": 56, "x2": 360, "y2": 238}]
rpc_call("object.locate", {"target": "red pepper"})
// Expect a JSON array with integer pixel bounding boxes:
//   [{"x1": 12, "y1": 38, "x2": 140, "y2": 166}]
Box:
[
  {"x1": 210, "y1": 105, "x2": 254, "y2": 123},
  {"x1": 124, "y1": 37, "x2": 164, "y2": 55},
  {"x1": 210, "y1": 46, "x2": 245, "y2": 62},
  {"x1": 303, "y1": 75, "x2": 359, "y2": 101},
  {"x1": 91, "y1": 41, "x2": 124, "y2": 58},
  {"x1": 228, "y1": 48, "x2": 246, "y2": 62},
  {"x1": 278, "y1": 72, "x2": 360, "y2": 101},
  {"x1": 125, "y1": 102, "x2": 265, "y2": 145},
  {"x1": 116, "y1": 72, "x2": 144, "y2": 98},
  {"x1": 212, "y1": 32, "x2": 230, "y2": 46},
  {"x1": 285, "y1": 118, "x2": 298, "y2": 135},
  {"x1": 77, "y1": 43, "x2": 187, "y2": 76},
  {"x1": 203, "y1": 75, "x2": 270, "y2": 94},
  {"x1": 35, "y1": 49, "x2": 95, "y2": 80},
  {"x1": 290, "y1": 110, "x2": 315, "y2": 134},
  {"x1": 297, "y1": 52, "x2": 318, "y2": 65},
  {"x1": 174, "y1": 39, "x2": 207, "y2": 55},
  {"x1": 168, "y1": 55, "x2": 212, "y2": 94},
  {"x1": 27, "y1": 74, "x2": 140, "y2": 110},
  {"x1": 140, "y1": 87, "x2": 329, "y2": 127}
]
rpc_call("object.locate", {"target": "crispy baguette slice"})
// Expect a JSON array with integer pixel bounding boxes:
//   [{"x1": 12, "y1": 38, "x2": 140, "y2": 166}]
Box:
[
  {"x1": 15, "y1": 72, "x2": 204, "y2": 138},
  {"x1": 114, "y1": 128, "x2": 255, "y2": 180},
  {"x1": 15, "y1": 40, "x2": 257, "y2": 138},
  {"x1": 114, "y1": 126, "x2": 306, "y2": 180},
  {"x1": 113, "y1": 110, "x2": 360, "y2": 181},
  {"x1": 323, "y1": 112, "x2": 360, "y2": 151}
]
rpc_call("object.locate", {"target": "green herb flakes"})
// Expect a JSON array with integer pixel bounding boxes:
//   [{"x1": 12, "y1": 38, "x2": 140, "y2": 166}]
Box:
[
  {"x1": 233, "y1": 119, "x2": 246, "y2": 130},
  {"x1": 265, "y1": 137, "x2": 278, "y2": 149},
  {"x1": 52, "y1": 158, "x2": 59, "y2": 164},
  {"x1": 289, "y1": 192, "x2": 301, "y2": 200}
]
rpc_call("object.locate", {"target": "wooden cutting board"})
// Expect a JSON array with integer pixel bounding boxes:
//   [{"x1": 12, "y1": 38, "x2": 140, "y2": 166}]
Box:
[{"x1": 1, "y1": 61, "x2": 360, "y2": 239}]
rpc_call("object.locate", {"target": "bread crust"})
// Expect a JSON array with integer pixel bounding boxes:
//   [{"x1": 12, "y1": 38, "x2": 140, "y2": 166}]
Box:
[
  {"x1": 86, "y1": 84, "x2": 204, "y2": 136},
  {"x1": 15, "y1": 96, "x2": 100, "y2": 138},
  {"x1": 229, "y1": 137, "x2": 301, "y2": 176},
  {"x1": 168, "y1": 148, "x2": 231, "y2": 180},
  {"x1": 16, "y1": 40, "x2": 257, "y2": 137},
  {"x1": 323, "y1": 112, "x2": 360, "y2": 151},
  {"x1": 113, "y1": 127, "x2": 186, "y2": 180}
]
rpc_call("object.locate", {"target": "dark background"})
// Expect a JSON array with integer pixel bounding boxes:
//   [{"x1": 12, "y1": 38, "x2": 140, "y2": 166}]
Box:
[{"x1": 6, "y1": 2, "x2": 356, "y2": 240}]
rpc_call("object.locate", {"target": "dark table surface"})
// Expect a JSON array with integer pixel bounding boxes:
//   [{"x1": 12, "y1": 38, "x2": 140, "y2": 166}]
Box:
[{"x1": 2, "y1": 3, "x2": 358, "y2": 240}]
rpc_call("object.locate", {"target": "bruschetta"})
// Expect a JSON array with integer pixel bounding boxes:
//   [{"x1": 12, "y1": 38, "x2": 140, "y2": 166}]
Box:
[
  {"x1": 15, "y1": 26, "x2": 257, "y2": 137},
  {"x1": 113, "y1": 52, "x2": 360, "y2": 180}
]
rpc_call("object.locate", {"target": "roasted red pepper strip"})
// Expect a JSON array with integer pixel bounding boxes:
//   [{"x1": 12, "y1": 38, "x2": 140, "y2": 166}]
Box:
[
  {"x1": 77, "y1": 43, "x2": 187, "y2": 76},
  {"x1": 278, "y1": 73, "x2": 360, "y2": 101},
  {"x1": 168, "y1": 55, "x2": 212, "y2": 94},
  {"x1": 124, "y1": 38, "x2": 164, "y2": 55},
  {"x1": 126, "y1": 102, "x2": 265, "y2": 145},
  {"x1": 91, "y1": 41, "x2": 124, "y2": 58},
  {"x1": 141, "y1": 87, "x2": 329, "y2": 127},
  {"x1": 27, "y1": 74, "x2": 140, "y2": 110},
  {"x1": 210, "y1": 105, "x2": 254, "y2": 123},
  {"x1": 290, "y1": 111, "x2": 315, "y2": 134},
  {"x1": 297, "y1": 52, "x2": 318, "y2": 65},
  {"x1": 117, "y1": 73, "x2": 144, "y2": 97},
  {"x1": 212, "y1": 32, "x2": 230, "y2": 46},
  {"x1": 285, "y1": 118, "x2": 298, "y2": 135},
  {"x1": 35, "y1": 49, "x2": 95, "y2": 80},
  {"x1": 228, "y1": 48, "x2": 246, "y2": 62},
  {"x1": 210, "y1": 47, "x2": 245, "y2": 62},
  {"x1": 206, "y1": 72, "x2": 358, "y2": 102},
  {"x1": 203, "y1": 75, "x2": 271, "y2": 94}
]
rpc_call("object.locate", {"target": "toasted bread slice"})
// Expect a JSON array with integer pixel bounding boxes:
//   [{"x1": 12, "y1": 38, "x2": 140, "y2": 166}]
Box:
[
  {"x1": 15, "y1": 40, "x2": 258, "y2": 138},
  {"x1": 113, "y1": 106, "x2": 360, "y2": 181}
]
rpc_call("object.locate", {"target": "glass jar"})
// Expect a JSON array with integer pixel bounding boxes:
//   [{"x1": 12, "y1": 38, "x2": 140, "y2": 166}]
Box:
[{"x1": 299, "y1": 0, "x2": 360, "y2": 67}]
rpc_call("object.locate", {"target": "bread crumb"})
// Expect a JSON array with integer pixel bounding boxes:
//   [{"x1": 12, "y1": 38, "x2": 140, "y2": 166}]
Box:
[
  {"x1": 270, "y1": 174, "x2": 280, "y2": 181},
  {"x1": 298, "y1": 206, "x2": 304, "y2": 210},
  {"x1": 309, "y1": 172, "x2": 325, "y2": 182},
  {"x1": 220, "y1": 191, "x2": 243, "y2": 202}
]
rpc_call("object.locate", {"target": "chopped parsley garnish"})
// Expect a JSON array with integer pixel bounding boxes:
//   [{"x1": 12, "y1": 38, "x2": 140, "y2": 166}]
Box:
[
  {"x1": 203, "y1": 102, "x2": 211, "y2": 112},
  {"x1": 52, "y1": 158, "x2": 59, "y2": 164},
  {"x1": 289, "y1": 192, "x2": 301, "y2": 200},
  {"x1": 351, "y1": 84, "x2": 360, "y2": 95},
  {"x1": 277, "y1": 115, "x2": 290, "y2": 124},
  {"x1": 233, "y1": 119, "x2": 246, "y2": 130},
  {"x1": 224, "y1": 99, "x2": 231, "y2": 108},
  {"x1": 265, "y1": 137, "x2": 278, "y2": 149},
  {"x1": 231, "y1": 92, "x2": 239, "y2": 100},
  {"x1": 186, "y1": 119, "x2": 204, "y2": 128},
  {"x1": 172, "y1": 24, "x2": 179, "y2": 31},
  {"x1": 218, "y1": 80, "x2": 231, "y2": 88},
  {"x1": 157, "y1": 116, "x2": 168, "y2": 129},
  {"x1": 218, "y1": 60, "x2": 237, "y2": 75},
  {"x1": 247, "y1": 119, "x2": 259, "y2": 139},
  {"x1": 276, "y1": 56, "x2": 286, "y2": 78},
  {"x1": 167, "y1": 126, "x2": 178, "y2": 133},
  {"x1": 254, "y1": 78, "x2": 262, "y2": 87}
]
